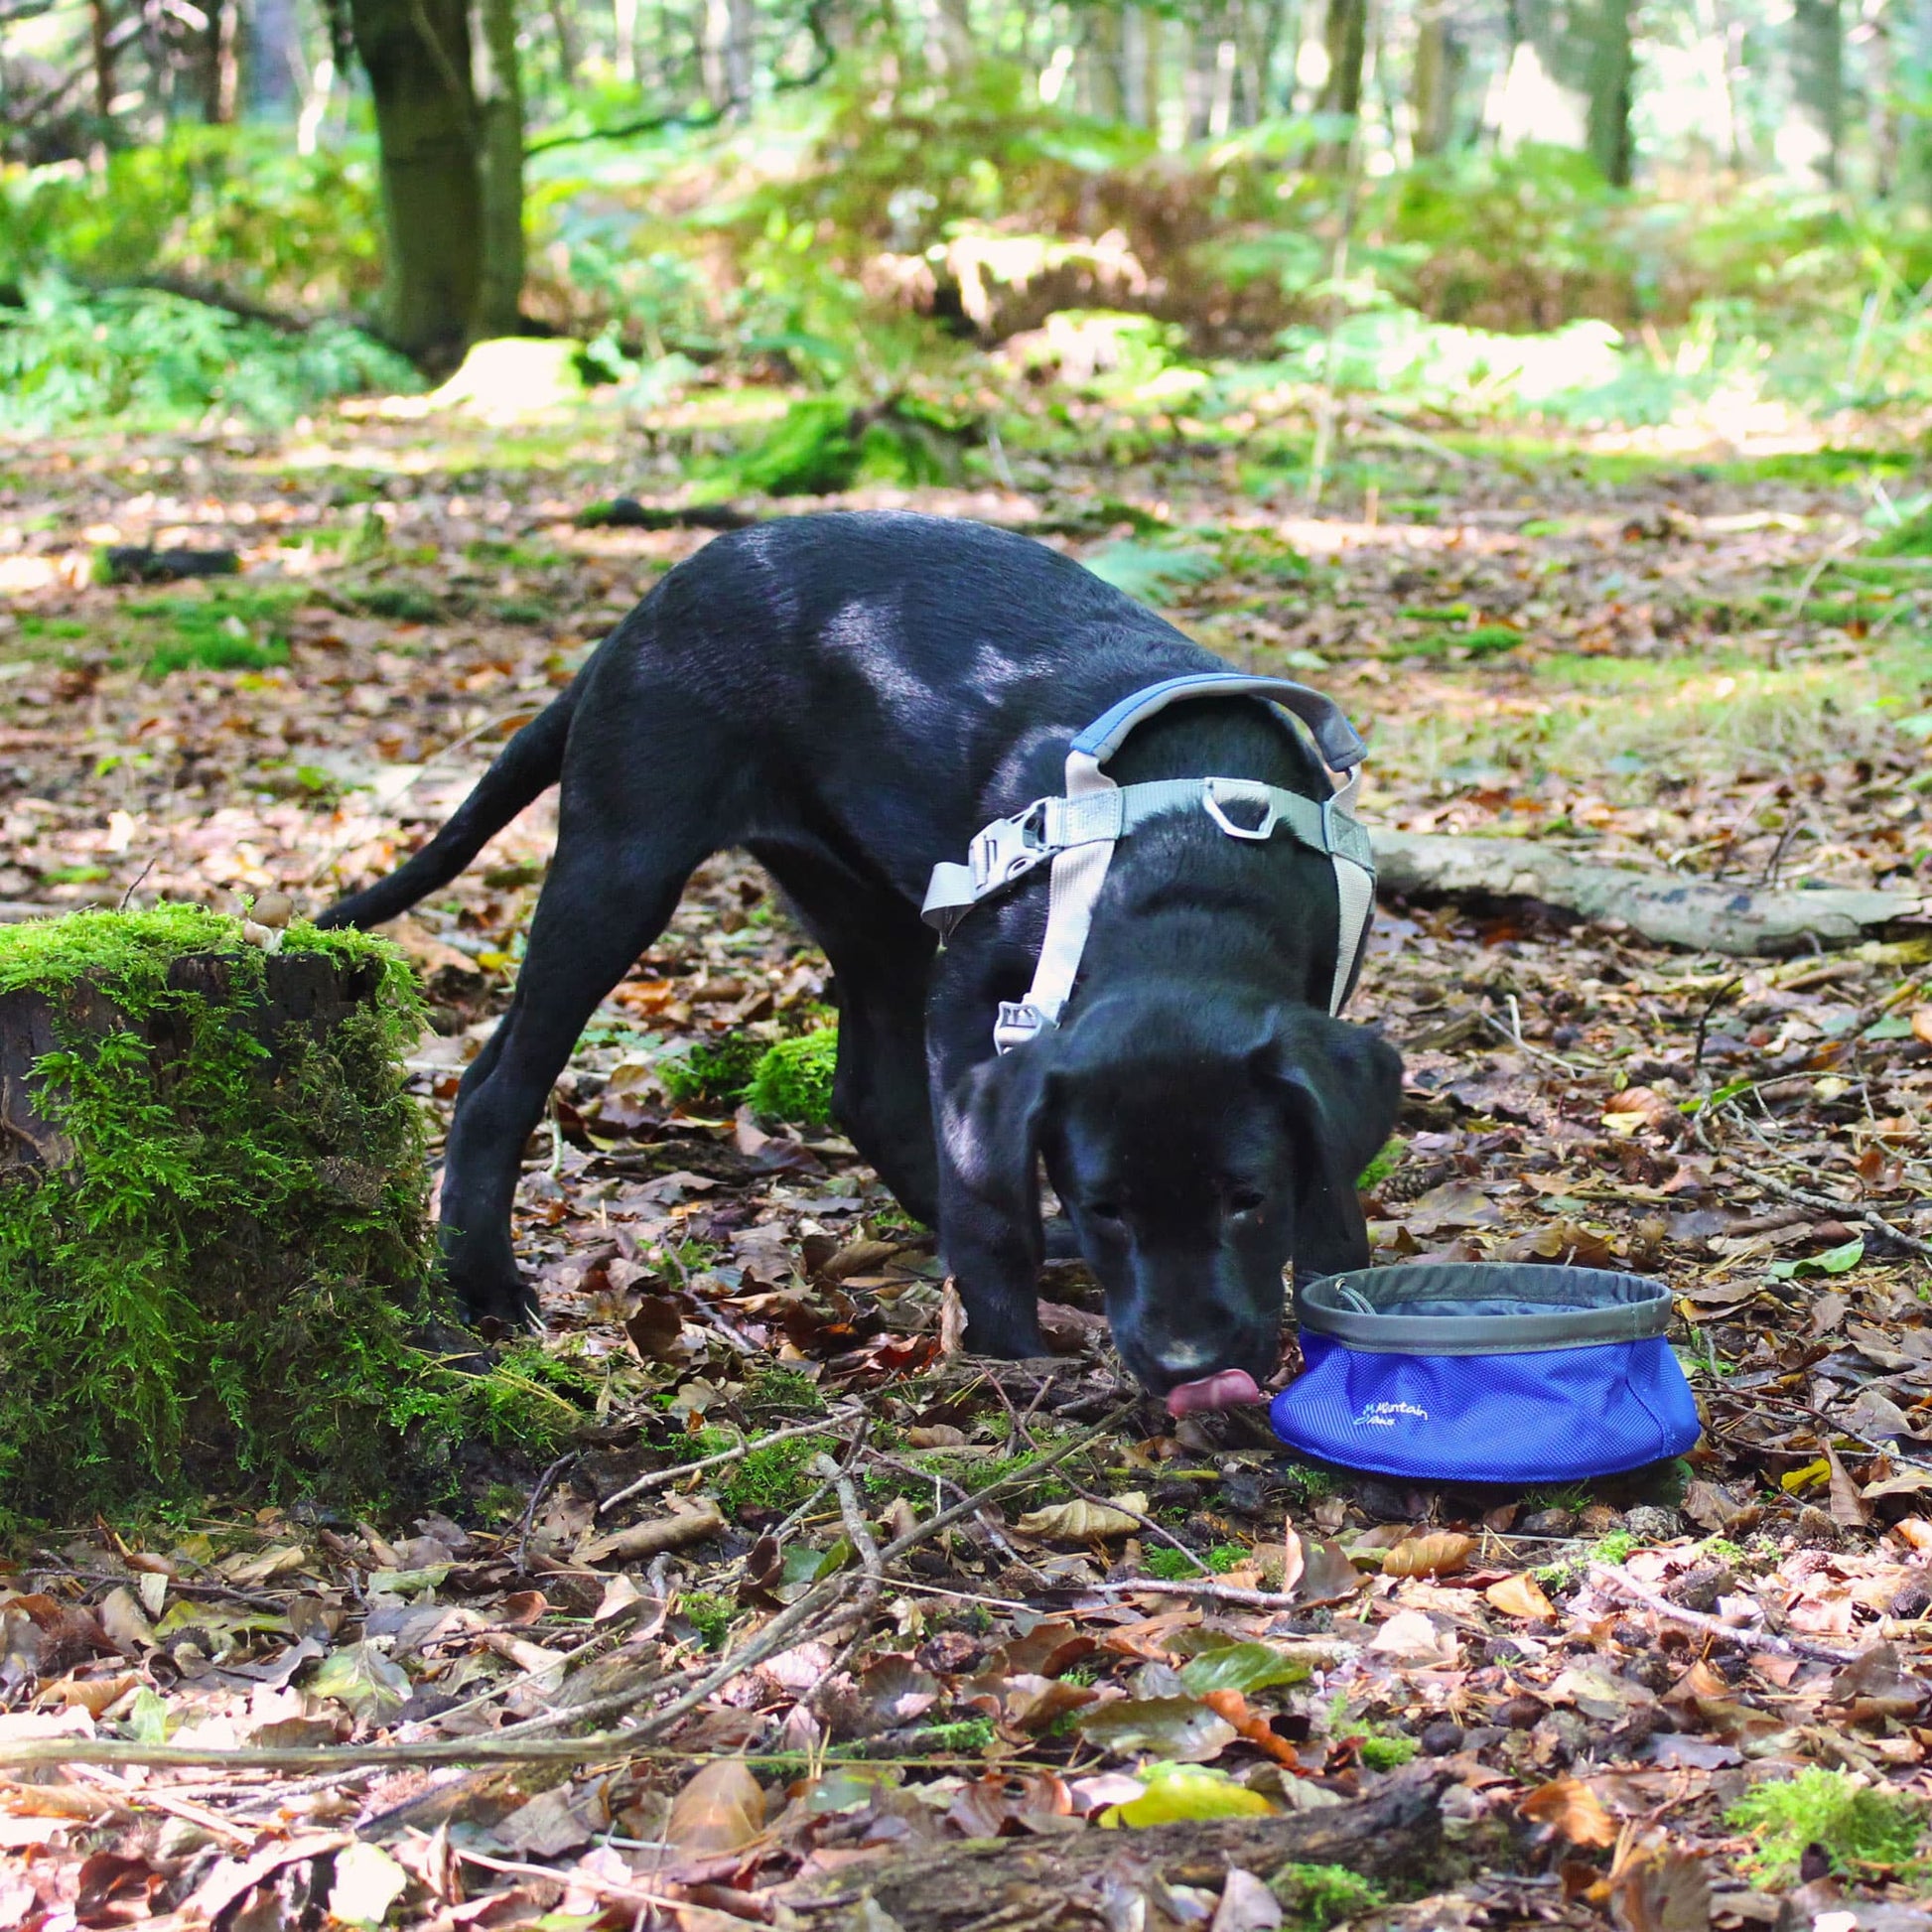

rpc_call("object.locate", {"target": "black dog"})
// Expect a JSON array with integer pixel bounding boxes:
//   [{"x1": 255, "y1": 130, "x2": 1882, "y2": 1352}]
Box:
[{"x1": 320, "y1": 512, "x2": 1402, "y2": 1399}]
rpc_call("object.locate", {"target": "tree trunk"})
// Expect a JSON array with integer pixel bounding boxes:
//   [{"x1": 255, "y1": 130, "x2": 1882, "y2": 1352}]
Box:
[
  {"x1": 613, "y1": 0, "x2": 639, "y2": 82},
  {"x1": 1084, "y1": 1, "x2": 1126, "y2": 118},
  {"x1": 470, "y1": 0, "x2": 524, "y2": 338},
  {"x1": 547, "y1": 0, "x2": 581, "y2": 86},
  {"x1": 1412, "y1": 0, "x2": 1463, "y2": 152},
  {"x1": 1375, "y1": 832, "x2": 1931, "y2": 955},
  {"x1": 1786, "y1": 0, "x2": 1843, "y2": 187},
  {"x1": 1581, "y1": 0, "x2": 1632, "y2": 183},
  {"x1": 801, "y1": 1772, "x2": 1451, "y2": 1932},
  {"x1": 1314, "y1": 0, "x2": 1366, "y2": 162},
  {"x1": 89, "y1": 0, "x2": 118, "y2": 117},
  {"x1": 346, "y1": 0, "x2": 482, "y2": 373},
  {"x1": 203, "y1": 0, "x2": 237, "y2": 120}
]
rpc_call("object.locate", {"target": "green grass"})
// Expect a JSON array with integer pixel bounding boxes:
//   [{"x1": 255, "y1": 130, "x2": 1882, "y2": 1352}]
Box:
[
  {"x1": 125, "y1": 586, "x2": 303, "y2": 677},
  {"x1": 1725, "y1": 1769, "x2": 1923, "y2": 1887},
  {"x1": 1269, "y1": 1863, "x2": 1387, "y2": 1931},
  {"x1": 714, "y1": 1433, "x2": 840, "y2": 1517}
]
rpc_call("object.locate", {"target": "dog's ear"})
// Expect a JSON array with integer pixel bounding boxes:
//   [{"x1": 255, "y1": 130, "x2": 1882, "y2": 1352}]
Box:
[
  {"x1": 1254, "y1": 1010, "x2": 1403, "y2": 1284},
  {"x1": 944, "y1": 1037, "x2": 1056, "y2": 1216}
]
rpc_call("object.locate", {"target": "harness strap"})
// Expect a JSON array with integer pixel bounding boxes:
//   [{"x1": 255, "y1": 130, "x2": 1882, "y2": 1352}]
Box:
[{"x1": 921, "y1": 675, "x2": 1377, "y2": 1052}]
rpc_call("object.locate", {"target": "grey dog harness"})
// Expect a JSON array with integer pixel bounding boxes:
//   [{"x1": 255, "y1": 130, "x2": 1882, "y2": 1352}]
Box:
[{"x1": 921, "y1": 673, "x2": 1377, "y2": 1053}]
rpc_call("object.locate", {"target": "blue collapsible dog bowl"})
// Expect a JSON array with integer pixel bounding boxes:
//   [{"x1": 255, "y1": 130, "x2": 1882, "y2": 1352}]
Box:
[{"x1": 1270, "y1": 1263, "x2": 1702, "y2": 1484}]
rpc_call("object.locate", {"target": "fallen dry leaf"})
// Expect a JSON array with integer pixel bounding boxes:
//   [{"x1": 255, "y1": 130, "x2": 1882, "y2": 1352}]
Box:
[
  {"x1": 1382, "y1": 1531, "x2": 1475, "y2": 1579},
  {"x1": 1521, "y1": 1777, "x2": 1619, "y2": 1850},
  {"x1": 1485, "y1": 1572, "x2": 1557, "y2": 1620},
  {"x1": 666, "y1": 1758, "x2": 765, "y2": 1854}
]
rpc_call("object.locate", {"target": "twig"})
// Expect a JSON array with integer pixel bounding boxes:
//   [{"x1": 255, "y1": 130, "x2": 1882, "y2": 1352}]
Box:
[
  {"x1": 456, "y1": 1848, "x2": 683, "y2": 1908},
  {"x1": 116, "y1": 857, "x2": 156, "y2": 911},
  {"x1": 598, "y1": 1411, "x2": 864, "y2": 1516},
  {"x1": 516, "y1": 1450, "x2": 579, "y2": 1569},
  {"x1": 1725, "y1": 1110, "x2": 1932, "y2": 1261},
  {"x1": 1693, "y1": 978, "x2": 1743, "y2": 1071},
  {"x1": 1587, "y1": 1564, "x2": 1858, "y2": 1665}
]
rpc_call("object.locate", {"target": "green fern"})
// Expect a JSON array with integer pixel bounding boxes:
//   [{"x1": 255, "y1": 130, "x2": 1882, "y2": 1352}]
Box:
[{"x1": 1081, "y1": 539, "x2": 1220, "y2": 606}]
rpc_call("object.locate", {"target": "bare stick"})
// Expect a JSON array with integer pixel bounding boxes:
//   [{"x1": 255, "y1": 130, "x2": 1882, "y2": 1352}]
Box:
[{"x1": 1587, "y1": 1564, "x2": 1858, "y2": 1665}]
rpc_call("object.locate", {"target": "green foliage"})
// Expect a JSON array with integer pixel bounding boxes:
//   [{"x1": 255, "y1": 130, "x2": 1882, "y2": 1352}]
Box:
[
  {"x1": 747, "y1": 1026, "x2": 839, "y2": 1126},
  {"x1": 127, "y1": 587, "x2": 303, "y2": 678},
  {"x1": 1357, "y1": 1136, "x2": 1406, "y2": 1189},
  {"x1": 660, "y1": 1031, "x2": 766, "y2": 1109},
  {"x1": 1269, "y1": 1863, "x2": 1388, "y2": 1932},
  {"x1": 1725, "y1": 1769, "x2": 1924, "y2": 1886},
  {"x1": 1144, "y1": 1545, "x2": 1206, "y2": 1582},
  {"x1": 727, "y1": 397, "x2": 964, "y2": 496},
  {"x1": 906, "y1": 1717, "x2": 996, "y2": 1753},
  {"x1": 0, "y1": 278, "x2": 415, "y2": 433},
  {"x1": 678, "y1": 1590, "x2": 736, "y2": 1650},
  {"x1": 1081, "y1": 540, "x2": 1221, "y2": 606},
  {"x1": 0, "y1": 905, "x2": 569, "y2": 1525},
  {"x1": 742, "y1": 1366, "x2": 826, "y2": 1419},
  {"x1": 715, "y1": 1433, "x2": 839, "y2": 1517},
  {"x1": 1355, "y1": 1731, "x2": 1419, "y2": 1769}
]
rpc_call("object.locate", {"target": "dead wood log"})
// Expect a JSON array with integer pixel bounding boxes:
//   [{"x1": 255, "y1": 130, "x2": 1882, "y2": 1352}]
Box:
[
  {"x1": 1376, "y1": 831, "x2": 1929, "y2": 957},
  {"x1": 798, "y1": 1769, "x2": 1450, "y2": 1932}
]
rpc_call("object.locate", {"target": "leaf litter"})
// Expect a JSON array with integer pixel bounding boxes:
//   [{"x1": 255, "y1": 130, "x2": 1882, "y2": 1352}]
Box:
[{"x1": 6, "y1": 412, "x2": 1932, "y2": 1929}]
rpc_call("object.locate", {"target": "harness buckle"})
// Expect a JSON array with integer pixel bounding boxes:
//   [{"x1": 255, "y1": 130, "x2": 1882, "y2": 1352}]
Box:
[
  {"x1": 1201, "y1": 776, "x2": 1279, "y2": 842},
  {"x1": 970, "y1": 798, "x2": 1053, "y2": 893},
  {"x1": 994, "y1": 1000, "x2": 1051, "y2": 1053}
]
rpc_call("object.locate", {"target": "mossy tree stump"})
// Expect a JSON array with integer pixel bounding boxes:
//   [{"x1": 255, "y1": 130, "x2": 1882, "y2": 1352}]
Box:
[{"x1": 0, "y1": 906, "x2": 504, "y2": 1525}]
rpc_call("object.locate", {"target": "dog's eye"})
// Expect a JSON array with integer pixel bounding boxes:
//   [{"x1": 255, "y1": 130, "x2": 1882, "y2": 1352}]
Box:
[{"x1": 1226, "y1": 1188, "x2": 1266, "y2": 1216}]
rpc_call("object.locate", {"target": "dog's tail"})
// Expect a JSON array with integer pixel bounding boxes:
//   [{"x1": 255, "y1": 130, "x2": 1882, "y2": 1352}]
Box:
[{"x1": 314, "y1": 684, "x2": 578, "y2": 930}]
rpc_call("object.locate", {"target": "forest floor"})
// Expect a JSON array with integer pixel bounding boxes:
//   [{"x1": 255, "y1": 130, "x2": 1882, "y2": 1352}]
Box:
[{"x1": 6, "y1": 404, "x2": 1932, "y2": 1932}]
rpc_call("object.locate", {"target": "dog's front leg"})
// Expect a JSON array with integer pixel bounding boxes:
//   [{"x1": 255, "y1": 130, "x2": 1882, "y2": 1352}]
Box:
[{"x1": 928, "y1": 998, "x2": 1052, "y2": 1358}]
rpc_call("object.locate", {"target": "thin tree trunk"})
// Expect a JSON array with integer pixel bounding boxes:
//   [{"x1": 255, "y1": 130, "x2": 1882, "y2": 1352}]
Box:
[
  {"x1": 471, "y1": 0, "x2": 523, "y2": 337},
  {"x1": 1084, "y1": 1, "x2": 1126, "y2": 118},
  {"x1": 547, "y1": 0, "x2": 580, "y2": 86},
  {"x1": 1581, "y1": 0, "x2": 1632, "y2": 183},
  {"x1": 345, "y1": 0, "x2": 482, "y2": 372},
  {"x1": 724, "y1": 0, "x2": 753, "y2": 111},
  {"x1": 1787, "y1": 0, "x2": 1843, "y2": 186},
  {"x1": 1412, "y1": 0, "x2": 1462, "y2": 152},
  {"x1": 89, "y1": 0, "x2": 118, "y2": 116},
  {"x1": 1123, "y1": 3, "x2": 1152, "y2": 123},
  {"x1": 1314, "y1": 0, "x2": 1366, "y2": 162},
  {"x1": 204, "y1": 0, "x2": 237, "y2": 119}
]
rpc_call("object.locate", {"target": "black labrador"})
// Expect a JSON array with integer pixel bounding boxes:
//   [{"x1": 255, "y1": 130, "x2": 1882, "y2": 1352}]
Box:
[{"x1": 319, "y1": 512, "x2": 1402, "y2": 1402}]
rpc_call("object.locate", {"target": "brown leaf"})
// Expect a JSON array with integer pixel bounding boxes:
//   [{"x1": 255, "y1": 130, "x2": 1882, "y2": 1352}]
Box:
[
  {"x1": 622, "y1": 1295, "x2": 685, "y2": 1360},
  {"x1": 1381, "y1": 1531, "x2": 1474, "y2": 1579},
  {"x1": 666, "y1": 1759, "x2": 765, "y2": 1854},
  {"x1": 1608, "y1": 1848, "x2": 1710, "y2": 1932},
  {"x1": 576, "y1": 1496, "x2": 726, "y2": 1566},
  {"x1": 1017, "y1": 1495, "x2": 1146, "y2": 1541},
  {"x1": 1521, "y1": 1777, "x2": 1619, "y2": 1850},
  {"x1": 1827, "y1": 1446, "x2": 1872, "y2": 1529},
  {"x1": 1290, "y1": 1534, "x2": 1366, "y2": 1603},
  {"x1": 1912, "y1": 1005, "x2": 1932, "y2": 1045},
  {"x1": 1485, "y1": 1572, "x2": 1556, "y2": 1620}
]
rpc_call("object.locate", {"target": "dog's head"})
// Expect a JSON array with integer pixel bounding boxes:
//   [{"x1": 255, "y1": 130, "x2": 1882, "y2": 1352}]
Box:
[{"x1": 955, "y1": 989, "x2": 1402, "y2": 1397}]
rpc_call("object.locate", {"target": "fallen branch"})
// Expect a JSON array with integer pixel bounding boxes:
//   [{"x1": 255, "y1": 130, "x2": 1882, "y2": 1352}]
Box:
[
  {"x1": 1587, "y1": 1564, "x2": 1859, "y2": 1664},
  {"x1": 791, "y1": 1768, "x2": 1450, "y2": 1932},
  {"x1": 1376, "y1": 831, "x2": 1928, "y2": 956},
  {"x1": 598, "y1": 1410, "x2": 863, "y2": 1515}
]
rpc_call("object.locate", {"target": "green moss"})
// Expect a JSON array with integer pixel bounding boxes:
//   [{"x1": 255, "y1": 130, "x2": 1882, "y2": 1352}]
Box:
[
  {"x1": 660, "y1": 1032, "x2": 765, "y2": 1109},
  {"x1": 742, "y1": 1366, "x2": 826, "y2": 1420},
  {"x1": 1357, "y1": 1136, "x2": 1406, "y2": 1189},
  {"x1": 1725, "y1": 1769, "x2": 1924, "y2": 1886},
  {"x1": 747, "y1": 1025, "x2": 838, "y2": 1126},
  {"x1": 715, "y1": 1433, "x2": 840, "y2": 1517},
  {"x1": 906, "y1": 1717, "x2": 996, "y2": 1752},
  {"x1": 1144, "y1": 1545, "x2": 1205, "y2": 1582},
  {"x1": 1356, "y1": 1731, "x2": 1418, "y2": 1769},
  {"x1": 1269, "y1": 1863, "x2": 1387, "y2": 1931},
  {"x1": 125, "y1": 588, "x2": 302, "y2": 677},
  {"x1": 0, "y1": 905, "x2": 569, "y2": 1525},
  {"x1": 678, "y1": 1590, "x2": 736, "y2": 1650}
]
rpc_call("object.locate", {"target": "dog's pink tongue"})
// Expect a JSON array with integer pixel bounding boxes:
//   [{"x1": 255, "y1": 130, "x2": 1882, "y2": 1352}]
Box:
[{"x1": 1165, "y1": 1368, "x2": 1263, "y2": 1419}]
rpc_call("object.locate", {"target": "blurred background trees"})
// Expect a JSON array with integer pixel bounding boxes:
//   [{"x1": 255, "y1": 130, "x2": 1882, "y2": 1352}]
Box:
[{"x1": 6, "y1": 0, "x2": 1932, "y2": 431}]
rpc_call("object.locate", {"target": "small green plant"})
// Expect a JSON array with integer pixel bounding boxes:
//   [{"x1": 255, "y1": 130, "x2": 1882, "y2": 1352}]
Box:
[
  {"x1": 678, "y1": 1590, "x2": 736, "y2": 1650},
  {"x1": 1269, "y1": 1863, "x2": 1387, "y2": 1931},
  {"x1": 1589, "y1": 1530, "x2": 1637, "y2": 1565},
  {"x1": 906, "y1": 1716, "x2": 996, "y2": 1753},
  {"x1": 1725, "y1": 1768, "x2": 1923, "y2": 1886},
  {"x1": 661, "y1": 1032, "x2": 766, "y2": 1109},
  {"x1": 715, "y1": 1433, "x2": 840, "y2": 1516},
  {"x1": 743, "y1": 1366, "x2": 826, "y2": 1419},
  {"x1": 1356, "y1": 1136, "x2": 1406, "y2": 1189},
  {"x1": 1699, "y1": 1536, "x2": 1746, "y2": 1565},
  {"x1": 1144, "y1": 1546, "x2": 1204, "y2": 1582},
  {"x1": 1205, "y1": 1544, "x2": 1251, "y2": 1573},
  {"x1": 128, "y1": 587, "x2": 302, "y2": 677},
  {"x1": 747, "y1": 1026, "x2": 839, "y2": 1126},
  {"x1": 1355, "y1": 1731, "x2": 1418, "y2": 1770}
]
